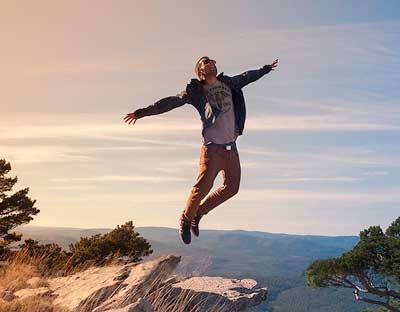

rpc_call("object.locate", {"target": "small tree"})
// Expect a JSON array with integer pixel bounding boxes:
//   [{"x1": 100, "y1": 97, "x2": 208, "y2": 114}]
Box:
[
  {"x1": 306, "y1": 217, "x2": 400, "y2": 312},
  {"x1": 67, "y1": 221, "x2": 153, "y2": 267},
  {"x1": 12, "y1": 221, "x2": 153, "y2": 276},
  {"x1": 0, "y1": 159, "x2": 39, "y2": 257}
]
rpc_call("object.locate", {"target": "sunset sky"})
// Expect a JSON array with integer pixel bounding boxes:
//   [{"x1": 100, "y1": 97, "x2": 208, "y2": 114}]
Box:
[{"x1": 2, "y1": 0, "x2": 399, "y2": 235}]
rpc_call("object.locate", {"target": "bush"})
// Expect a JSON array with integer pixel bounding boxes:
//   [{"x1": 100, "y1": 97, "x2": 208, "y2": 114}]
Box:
[
  {"x1": 3, "y1": 221, "x2": 152, "y2": 277},
  {"x1": 67, "y1": 221, "x2": 153, "y2": 268}
]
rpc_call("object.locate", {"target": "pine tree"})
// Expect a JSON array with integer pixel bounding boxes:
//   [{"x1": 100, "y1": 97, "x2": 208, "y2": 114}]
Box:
[
  {"x1": 306, "y1": 217, "x2": 400, "y2": 312},
  {"x1": 0, "y1": 159, "x2": 39, "y2": 257}
]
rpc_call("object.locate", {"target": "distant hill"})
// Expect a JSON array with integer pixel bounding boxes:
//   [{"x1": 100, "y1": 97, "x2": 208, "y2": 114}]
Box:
[{"x1": 15, "y1": 225, "x2": 369, "y2": 312}]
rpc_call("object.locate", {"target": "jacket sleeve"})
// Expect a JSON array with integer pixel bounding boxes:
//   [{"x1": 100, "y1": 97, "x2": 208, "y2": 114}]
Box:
[
  {"x1": 230, "y1": 64, "x2": 272, "y2": 89},
  {"x1": 133, "y1": 90, "x2": 190, "y2": 119}
]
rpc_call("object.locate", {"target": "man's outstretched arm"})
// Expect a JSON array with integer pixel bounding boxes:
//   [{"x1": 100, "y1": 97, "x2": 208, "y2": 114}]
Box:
[
  {"x1": 231, "y1": 59, "x2": 278, "y2": 89},
  {"x1": 124, "y1": 90, "x2": 190, "y2": 125}
]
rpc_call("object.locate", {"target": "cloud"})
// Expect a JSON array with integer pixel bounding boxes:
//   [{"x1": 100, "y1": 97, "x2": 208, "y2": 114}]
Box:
[
  {"x1": 51, "y1": 175, "x2": 189, "y2": 183},
  {"x1": 0, "y1": 144, "x2": 95, "y2": 164},
  {"x1": 269, "y1": 177, "x2": 363, "y2": 183},
  {"x1": 7, "y1": 20, "x2": 398, "y2": 79},
  {"x1": 362, "y1": 171, "x2": 389, "y2": 176},
  {"x1": 1, "y1": 113, "x2": 398, "y2": 149},
  {"x1": 41, "y1": 186, "x2": 400, "y2": 207},
  {"x1": 246, "y1": 115, "x2": 400, "y2": 132},
  {"x1": 0, "y1": 117, "x2": 199, "y2": 141},
  {"x1": 48, "y1": 185, "x2": 97, "y2": 191},
  {"x1": 237, "y1": 188, "x2": 400, "y2": 204},
  {"x1": 240, "y1": 145, "x2": 400, "y2": 168}
]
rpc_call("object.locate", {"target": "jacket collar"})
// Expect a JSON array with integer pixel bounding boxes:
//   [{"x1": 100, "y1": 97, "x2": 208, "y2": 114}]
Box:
[{"x1": 190, "y1": 72, "x2": 226, "y2": 86}]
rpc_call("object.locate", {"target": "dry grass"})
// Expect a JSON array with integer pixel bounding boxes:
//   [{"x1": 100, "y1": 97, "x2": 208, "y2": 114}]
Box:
[
  {"x1": 0, "y1": 250, "x2": 50, "y2": 292},
  {"x1": 1, "y1": 247, "x2": 89, "y2": 280},
  {"x1": 141, "y1": 275, "x2": 229, "y2": 312},
  {"x1": 0, "y1": 262, "x2": 36, "y2": 292},
  {"x1": 0, "y1": 250, "x2": 70, "y2": 312},
  {"x1": 0, "y1": 297, "x2": 69, "y2": 312}
]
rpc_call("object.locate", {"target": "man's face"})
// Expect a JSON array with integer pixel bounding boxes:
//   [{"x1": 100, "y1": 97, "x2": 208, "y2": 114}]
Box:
[{"x1": 198, "y1": 57, "x2": 217, "y2": 80}]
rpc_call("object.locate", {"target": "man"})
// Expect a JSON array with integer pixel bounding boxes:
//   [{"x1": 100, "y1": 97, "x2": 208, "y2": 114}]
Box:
[{"x1": 124, "y1": 56, "x2": 278, "y2": 244}]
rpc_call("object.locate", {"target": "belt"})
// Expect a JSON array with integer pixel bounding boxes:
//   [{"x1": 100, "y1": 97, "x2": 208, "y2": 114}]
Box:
[{"x1": 204, "y1": 141, "x2": 237, "y2": 151}]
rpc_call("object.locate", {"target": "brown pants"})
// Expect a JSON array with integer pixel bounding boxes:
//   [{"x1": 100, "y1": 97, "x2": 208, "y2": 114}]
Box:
[{"x1": 182, "y1": 144, "x2": 241, "y2": 221}]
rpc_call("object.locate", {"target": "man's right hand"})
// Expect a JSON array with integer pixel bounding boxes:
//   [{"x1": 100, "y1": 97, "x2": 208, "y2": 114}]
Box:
[
  {"x1": 270, "y1": 59, "x2": 279, "y2": 71},
  {"x1": 123, "y1": 112, "x2": 138, "y2": 125}
]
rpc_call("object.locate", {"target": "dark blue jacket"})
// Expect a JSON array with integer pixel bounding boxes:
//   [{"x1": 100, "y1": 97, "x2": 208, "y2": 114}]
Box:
[{"x1": 134, "y1": 64, "x2": 272, "y2": 137}]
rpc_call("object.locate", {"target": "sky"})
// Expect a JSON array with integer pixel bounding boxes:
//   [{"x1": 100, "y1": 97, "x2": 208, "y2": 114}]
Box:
[{"x1": 1, "y1": 0, "x2": 399, "y2": 235}]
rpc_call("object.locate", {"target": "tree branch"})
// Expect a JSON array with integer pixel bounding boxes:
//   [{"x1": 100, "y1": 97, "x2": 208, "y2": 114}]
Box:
[
  {"x1": 354, "y1": 288, "x2": 400, "y2": 312},
  {"x1": 358, "y1": 274, "x2": 400, "y2": 299}
]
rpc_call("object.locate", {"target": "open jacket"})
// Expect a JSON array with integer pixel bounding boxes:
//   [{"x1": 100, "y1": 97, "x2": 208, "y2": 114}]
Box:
[{"x1": 133, "y1": 64, "x2": 272, "y2": 137}]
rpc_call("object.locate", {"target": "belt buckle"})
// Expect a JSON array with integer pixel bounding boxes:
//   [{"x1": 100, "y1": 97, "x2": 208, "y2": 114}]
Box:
[{"x1": 226, "y1": 145, "x2": 232, "y2": 151}]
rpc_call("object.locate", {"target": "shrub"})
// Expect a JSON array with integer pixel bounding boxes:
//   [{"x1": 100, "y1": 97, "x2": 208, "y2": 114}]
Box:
[{"x1": 67, "y1": 221, "x2": 153, "y2": 268}]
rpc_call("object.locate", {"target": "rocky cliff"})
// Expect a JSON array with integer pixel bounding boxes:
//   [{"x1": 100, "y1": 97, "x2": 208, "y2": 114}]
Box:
[{"x1": 6, "y1": 255, "x2": 267, "y2": 312}]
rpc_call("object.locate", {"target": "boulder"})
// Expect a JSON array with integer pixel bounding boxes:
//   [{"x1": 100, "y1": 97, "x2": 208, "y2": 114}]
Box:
[
  {"x1": 172, "y1": 276, "x2": 268, "y2": 311},
  {"x1": 14, "y1": 286, "x2": 51, "y2": 299},
  {"x1": 79, "y1": 255, "x2": 180, "y2": 312},
  {"x1": 26, "y1": 276, "x2": 46, "y2": 288}
]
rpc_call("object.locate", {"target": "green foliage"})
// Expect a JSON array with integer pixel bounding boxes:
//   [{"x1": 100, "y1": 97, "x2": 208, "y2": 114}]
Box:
[
  {"x1": 383, "y1": 218, "x2": 400, "y2": 279},
  {"x1": 67, "y1": 221, "x2": 153, "y2": 267},
  {"x1": 0, "y1": 159, "x2": 39, "y2": 257},
  {"x1": 306, "y1": 218, "x2": 400, "y2": 287},
  {"x1": 306, "y1": 217, "x2": 400, "y2": 312},
  {"x1": 12, "y1": 221, "x2": 153, "y2": 276},
  {"x1": 306, "y1": 258, "x2": 343, "y2": 288}
]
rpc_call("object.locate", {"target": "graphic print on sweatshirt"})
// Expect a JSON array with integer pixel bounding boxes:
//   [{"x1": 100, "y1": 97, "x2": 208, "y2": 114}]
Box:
[
  {"x1": 202, "y1": 80, "x2": 238, "y2": 144},
  {"x1": 203, "y1": 80, "x2": 233, "y2": 117}
]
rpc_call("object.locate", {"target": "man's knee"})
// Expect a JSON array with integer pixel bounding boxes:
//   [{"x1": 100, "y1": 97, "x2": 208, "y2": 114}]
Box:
[{"x1": 192, "y1": 179, "x2": 214, "y2": 197}]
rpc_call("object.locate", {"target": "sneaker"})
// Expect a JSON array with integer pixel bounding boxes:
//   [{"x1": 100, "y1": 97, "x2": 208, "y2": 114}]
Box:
[
  {"x1": 179, "y1": 218, "x2": 191, "y2": 244},
  {"x1": 191, "y1": 215, "x2": 203, "y2": 237}
]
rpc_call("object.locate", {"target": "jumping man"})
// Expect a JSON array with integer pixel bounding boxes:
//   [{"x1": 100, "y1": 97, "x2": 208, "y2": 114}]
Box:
[{"x1": 124, "y1": 56, "x2": 278, "y2": 244}]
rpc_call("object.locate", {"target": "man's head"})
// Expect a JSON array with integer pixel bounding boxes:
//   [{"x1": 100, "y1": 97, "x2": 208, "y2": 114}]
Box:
[{"x1": 195, "y1": 56, "x2": 217, "y2": 81}]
